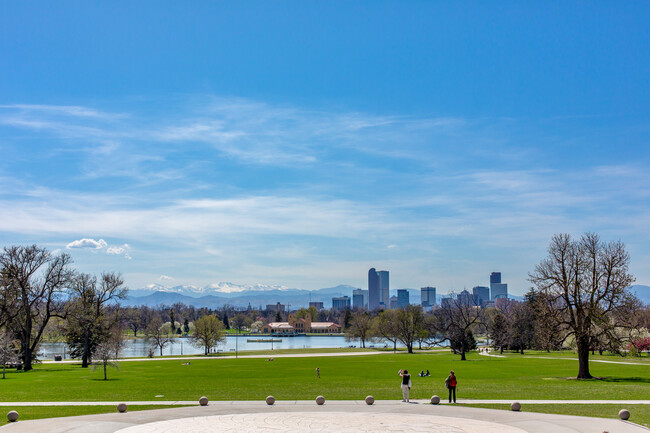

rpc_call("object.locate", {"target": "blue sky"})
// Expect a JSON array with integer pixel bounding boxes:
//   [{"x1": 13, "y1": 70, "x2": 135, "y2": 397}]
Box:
[{"x1": 1, "y1": 2, "x2": 649, "y2": 293}]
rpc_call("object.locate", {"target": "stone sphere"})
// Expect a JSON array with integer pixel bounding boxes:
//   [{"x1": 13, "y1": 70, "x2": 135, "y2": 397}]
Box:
[
  {"x1": 199, "y1": 396, "x2": 209, "y2": 406},
  {"x1": 315, "y1": 395, "x2": 325, "y2": 405},
  {"x1": 511, "y1": 402, "x2": 521, "y2": 412},
  {"x1": 117, "y1": 403, "x2": 127, "y2": 413},
  {"x1": 7, "y1": 411, "x2": 19, "y2": 422},
  {"x1": 265, "y1": 396, "x2": 275, "y2": 405},
  {"x1": 365, "y1": 395, "x2": 374, "y2": 405},
  {"x1": 430, "y1": 395, "x2": 441, "y2": 405},
  {"x1": 619, "y1": 409, "x2": 630, "y2": 420}
]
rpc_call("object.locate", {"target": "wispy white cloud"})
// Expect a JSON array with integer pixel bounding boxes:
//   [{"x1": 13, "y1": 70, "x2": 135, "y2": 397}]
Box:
[{"x1": 67, "y1": 238, "x2": 107, "y2": 249}]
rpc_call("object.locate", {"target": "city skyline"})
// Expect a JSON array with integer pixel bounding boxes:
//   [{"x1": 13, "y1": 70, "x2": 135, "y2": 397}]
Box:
[{"x1": 1, "y1": 3, "x2": 649, "y2": 293}]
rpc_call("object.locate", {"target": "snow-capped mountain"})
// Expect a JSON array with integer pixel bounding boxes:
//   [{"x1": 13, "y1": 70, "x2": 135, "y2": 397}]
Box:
[{"x1": 129, "y1": 282, "x2": 298, "y2": 299}]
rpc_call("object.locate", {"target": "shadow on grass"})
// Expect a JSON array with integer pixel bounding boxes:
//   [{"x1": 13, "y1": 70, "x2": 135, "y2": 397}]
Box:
[
  {"x1": 598, "y1": 377, "x2": 650, "y2": 384},
  {"x1": 89, "y1": 378, "x2": 123, "y2": 382}
]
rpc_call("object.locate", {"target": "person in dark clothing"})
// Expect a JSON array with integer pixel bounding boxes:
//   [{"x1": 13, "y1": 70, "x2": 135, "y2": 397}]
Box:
[
  {"x1": 399, "y1": 369, "x2": 411, "y2": 402},
  {"x1": 445, "y1": 370, "x2": 457, "y2": 403}
]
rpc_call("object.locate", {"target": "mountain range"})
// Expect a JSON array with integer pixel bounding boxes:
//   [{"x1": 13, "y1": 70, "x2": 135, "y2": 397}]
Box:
[{"x1": 122, "y1": 282, "x2": 650, "y2": 309}]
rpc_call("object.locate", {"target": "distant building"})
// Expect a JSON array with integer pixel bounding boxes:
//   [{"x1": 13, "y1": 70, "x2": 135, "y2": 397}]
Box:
[
  {"x1": 368, "y1": 268, "x2": 380, "y2": 310},
  {"x1": 332, "y1": 296, "x2": 351, "y2": 311},
  {"x1": 389, "y1": 295, "x2": 398, "y2": 309},
  {"x1": 265, "y1": 302, "x2": 285, "y2": 312},
  {"x1": 309, "y1": 301, "x2": 324, "y2": 310},
  {"x1": 397, "y1": 289, "x2": 409, "y2": 308},
  {"x1": 352, "y1": 289, "x2": 367, "y2": 309},
  {"x1": 457, "y1": 289, "x2": 472, "y2": 305},
  {"x1": 490, "y1": 272, "x2": 508, "y2": 300},
  {"x1": 421, "y1": 287, "x2": 436, "y2": 307},
  {"x1": 440, "y1": 297, "x2": 453, "y2": 308},
  {"x1": 262, "y1": 313, "x2": 341, "y2": 334},
  {"x1": 378, "y1": 270, "x2": 390, "y2": 308},
  {"x1": 472, "y1": 286, "x2": 490, "y2": 306}
]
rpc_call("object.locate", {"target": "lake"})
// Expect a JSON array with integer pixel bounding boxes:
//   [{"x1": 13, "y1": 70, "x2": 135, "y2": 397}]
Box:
[{"x1": 38, "y1": 335, "x2": 401, "y2": 359}]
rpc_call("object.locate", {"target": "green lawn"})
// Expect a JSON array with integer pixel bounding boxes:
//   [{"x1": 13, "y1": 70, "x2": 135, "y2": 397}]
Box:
[
  {"x1": 2, "y1": 351, "x2": 649, "y2": 402},
  {"x1": 0, "y1": 405, "x2": 187, "y2": 426},
  {"x1": 465, "y1": 403, "x2": 650, "y2": 428},
  {"x1": 1, "y1": 351, "x2": 648, "y2": 425}
]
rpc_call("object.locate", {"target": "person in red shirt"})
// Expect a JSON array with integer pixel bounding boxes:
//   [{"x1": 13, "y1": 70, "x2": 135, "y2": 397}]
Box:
[{"x1": 445, "y1": 370, "x2": 457, "y2": 403}]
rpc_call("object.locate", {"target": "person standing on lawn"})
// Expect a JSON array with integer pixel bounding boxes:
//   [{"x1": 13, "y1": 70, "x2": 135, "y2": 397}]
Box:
[
  {"x1": 445, "y1": 370, "x2": 457, "y2": 403},
  {"x1": 399, "y1": 369, "x2": 411, "y2": 402}
]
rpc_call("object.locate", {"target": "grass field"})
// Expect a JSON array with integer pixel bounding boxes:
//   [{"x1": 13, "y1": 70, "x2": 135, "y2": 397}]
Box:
[
  {"x1": 465, "y1": 403, "x2": 650, "y2": 428},
  {"x1": 1, "y1": 350, "x2": 648, "y2": 425}
]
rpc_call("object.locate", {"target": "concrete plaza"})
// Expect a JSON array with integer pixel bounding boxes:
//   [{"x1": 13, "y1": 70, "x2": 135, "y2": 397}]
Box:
[{"x1": 1, "y1": 400, "x2": 647, "y2": 433}]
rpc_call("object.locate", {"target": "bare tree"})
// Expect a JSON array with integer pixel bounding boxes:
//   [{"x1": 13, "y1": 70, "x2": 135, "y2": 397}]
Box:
[
  {"x1": 434, "y1": 294, "x2": 483, "y2": 360},
  {"x1": 191, "y1": 315, "x2": 225, "y2": 355},
  {"x1": 65, "y1": 272, "x2": 127, "y2": 367},
  {"x1": 0, "y1": 330, "x2": 19, "y2": 379},
  {"x1": 0, "y1": 245, "x2": 74, "y2": 371},
  {"x1": 92, "y1": 331, "x2": 122, "y2": 380},
  {"x1": 345, "y1": 311, "x2": 374, "y2": 348},
  {"x1": 145, "y1": 316, "x2": 172, "y2": 356},
  {"x1": 529, "y1": 233, "x2": 636, "y2": 378}
]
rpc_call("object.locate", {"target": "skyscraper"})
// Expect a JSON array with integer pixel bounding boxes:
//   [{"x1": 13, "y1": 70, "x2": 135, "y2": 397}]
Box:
[
  {"x1": 352, "y1": 289, "x2": 366, "y2": 309},
  {"x1": 397, "y1": 289, "x2": 409, "y2": 308},
  {"x1": 490, "y1": 272, "x2": 508, "y2": 299},
  {"x1": 368, "y1": 268, "x2": 380, "y2": 310},
  {"x1": 472, "y1": 286, "x2": 489, "y2": 306},
  {"x1": 332, "y1": 296, "x2": 351, "y2": 310},
  {"x1": 421, "y1": 287, "x2": 436, "y2": 307},
  {"x1": 378, "y1": 270, "x2": 389, "y2": 308}
]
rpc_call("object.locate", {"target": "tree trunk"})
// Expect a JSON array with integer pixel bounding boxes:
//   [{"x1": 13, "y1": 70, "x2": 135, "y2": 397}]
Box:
[
  {"x1": 393, "y1": 341, "x2": 396, "y2": 352},
  {"x1": 160, "y1": 345, "x2": 163, "y2": 357},
  {"x1": 2, "y1": 364, "x2": 5, "y2": 379},
  {"x1": 407, "y1": 343, "x2": 413, "y2": 354},
  {"x1": 500, "y1": 346, "x2": 504, "y2": 354},
  {"x1": 82, "y1": 329, "x2": 91, "y2": 368},
  {"x1": 520, "y1": 348, "x2": 524, "y2": 355},
  {"x1": 22, "y1": 344, "x2": 34, "y2": 372},
  {"x1": 460, "y1": 349, "x2": 466, "y2": 361},
  {"x1": 103, "y1": 363, "x2": 107, "y2": 380},
  {"x1": 361, "y1": 338, "x2": 365, "y2": 349},
  {"x1": 576, "y1": 338, "x2": 592, "y2": 379}
]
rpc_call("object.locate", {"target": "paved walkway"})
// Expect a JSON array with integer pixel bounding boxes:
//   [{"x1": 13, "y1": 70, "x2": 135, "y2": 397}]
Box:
[
  {"x1": 1, "y1": 401, "x2": 647, "y2": 433},
  {"x1": 2, "y1": 399, "x2": 650, "y2": 406},
  {"x1": 478, "y1": 350, "x2": 650, "y2": 366}
]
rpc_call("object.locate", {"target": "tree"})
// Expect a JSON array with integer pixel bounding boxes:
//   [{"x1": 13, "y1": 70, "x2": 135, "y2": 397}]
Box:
[
  {"x1": 274, "y1": 309, "x2": 282, "y2": 322},
  {"x1": 191, "y1": 314, "x2": 226, "y2": 355},
  {"x1": 92, "y1": 330, "x2": 122, "y2": 381},
  {"x1": 435, "y1": 294, "x2": 483, "y2": 360},
  {"x1": 231, "y1": 313, "x2": 253, "y2": 334},
  {"x1": 487, "y1": 310, "x2": 508, "y2": 354},
  {"x1": 0, "y1": 245, "x2": 74, "y2": 371},
  {"x1": 529, "y1": 233, "x2": 636, "y2": 378},
  {"x1": 342, "y1": 309, "x2": 352, "y2": 329},
  {"x1": 507, "y1": 301, "x2": 536, "y2": 355},
  {"x1": 371, "y1": 310, "x2": 400, "y2": 351},
  {"x1": 169, "y1": 309, "x2": 176, "y2": 334},
  {"x1": 65, "y1": 272, "x2": 127, "y2": 368},
  {"x1": 0, "y1": 330, "x2": 19, "y2": 379},
  {"x1": 345, "y1": 311, "x2": 374, "y2": 348},
  {"x1": 145, "y1": 316, "x2": 172, "y2": 356},
  {"x1": 393, "y1": 305, "x2": 426, "y2": 353},
  {"x1": 183, "y1": 318, "x2": 190, "y2": 335}
]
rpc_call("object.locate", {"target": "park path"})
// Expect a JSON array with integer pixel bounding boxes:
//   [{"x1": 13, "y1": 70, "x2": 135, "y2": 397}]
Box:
[
  {"x1": 1, "y1": 401, "x2": 648, "y2": 433},
  {"x1": 478, "y1": 350, "x2": 650, "y2": 366},
  {"x1": 2, "y1": 399, "x2": 650, "y2": 406}
]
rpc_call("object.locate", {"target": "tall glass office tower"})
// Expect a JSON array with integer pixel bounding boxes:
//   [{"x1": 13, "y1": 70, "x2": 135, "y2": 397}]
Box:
[
  {"x1": 378, "y1": 270, "x2": 389, "y2": 308},
  {"x1": 368, "y1": 268, "x2": 380, "y2": 310}
]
